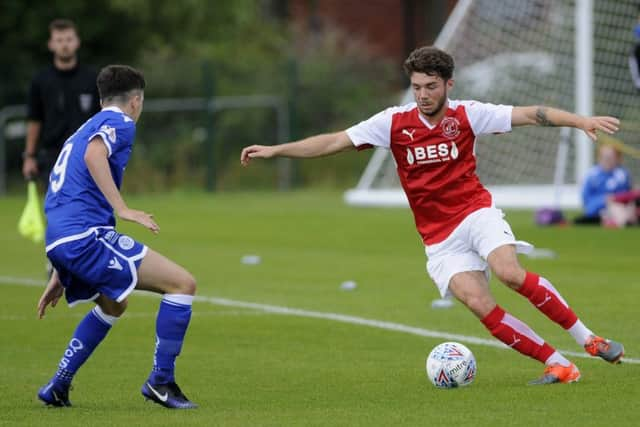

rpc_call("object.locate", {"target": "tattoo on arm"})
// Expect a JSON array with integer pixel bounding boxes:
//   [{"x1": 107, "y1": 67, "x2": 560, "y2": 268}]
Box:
[{"x1": 535, "y1": 107, "x2": 555, "y2": 126}]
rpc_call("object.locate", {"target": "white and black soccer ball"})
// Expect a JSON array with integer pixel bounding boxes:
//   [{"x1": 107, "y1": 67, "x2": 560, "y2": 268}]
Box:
[{"x1": 426, "y1": 342, "x2": 476, "y2": 388}]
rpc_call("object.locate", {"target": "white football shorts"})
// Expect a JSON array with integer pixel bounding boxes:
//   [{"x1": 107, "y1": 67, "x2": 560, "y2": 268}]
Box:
[{"x1": 425, "y1": 207, "x2": 533, "y2": 298}]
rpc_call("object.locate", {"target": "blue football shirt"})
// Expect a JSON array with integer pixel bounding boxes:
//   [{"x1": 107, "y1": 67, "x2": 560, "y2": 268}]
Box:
[{"x1": 44, "y1": 106, "x2": 136, "y2": 244}]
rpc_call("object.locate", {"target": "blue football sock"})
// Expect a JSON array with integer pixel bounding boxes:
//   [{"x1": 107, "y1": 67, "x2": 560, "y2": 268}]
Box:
[
  {"x1": 150, "y1": 294, "x2": 193, "y2": 384},
  {"x1": 54, "y1": 306, "x2": 118, "y2": 386}
]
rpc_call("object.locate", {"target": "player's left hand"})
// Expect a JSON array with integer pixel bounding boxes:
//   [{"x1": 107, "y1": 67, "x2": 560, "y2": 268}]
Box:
[
  {"x1": 580, "y1": 116, "x2": 620, "y2": 141},
  {"x1": 37, "y1": 274, "x2": 64, "y2": 319},
  {"x1": 118, "y1": 208, "x2": 160, "y2": 234}
]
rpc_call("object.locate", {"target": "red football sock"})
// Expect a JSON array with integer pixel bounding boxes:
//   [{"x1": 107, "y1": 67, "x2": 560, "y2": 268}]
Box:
[
  {"x1": 518, "y1": 272, "x2": 578, "y2": 330},
  {"x1": 481, "y1": 305, "x2": 555, "y2": 364}
]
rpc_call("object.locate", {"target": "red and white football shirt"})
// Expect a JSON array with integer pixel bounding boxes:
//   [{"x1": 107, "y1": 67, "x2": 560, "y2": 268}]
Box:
[{"x1": 346, "y1": 100, "x2": 513, "y2": 245}]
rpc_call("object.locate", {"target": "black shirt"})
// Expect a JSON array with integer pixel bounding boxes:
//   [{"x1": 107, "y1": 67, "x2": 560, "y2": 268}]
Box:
[{"x1": 27, "y1": 63, "x2": 101, "y2": 153}]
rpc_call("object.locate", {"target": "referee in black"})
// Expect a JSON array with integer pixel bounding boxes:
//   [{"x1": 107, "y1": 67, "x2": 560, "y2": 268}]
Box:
[{"x1": 22, "y1": 19, "x2": 100, "y2": 181}]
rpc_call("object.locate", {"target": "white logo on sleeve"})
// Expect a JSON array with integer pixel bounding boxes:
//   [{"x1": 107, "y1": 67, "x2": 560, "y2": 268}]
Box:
[
  {"x1": 100, "y1": 125, "x2": 117, "y2": 143},
  {"x1": 108, "y1": 257, "x2": 123, "y2": 271}
]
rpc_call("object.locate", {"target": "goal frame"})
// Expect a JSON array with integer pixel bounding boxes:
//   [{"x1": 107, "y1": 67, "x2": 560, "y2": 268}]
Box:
[{"x1": 344, "y1": 0, "x2": 593, "y2": 209}]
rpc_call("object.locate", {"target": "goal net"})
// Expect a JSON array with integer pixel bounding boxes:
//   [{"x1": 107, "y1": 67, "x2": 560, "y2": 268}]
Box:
[{"x1": 345, "y1": 0, "x2": 640, "y2": 209}]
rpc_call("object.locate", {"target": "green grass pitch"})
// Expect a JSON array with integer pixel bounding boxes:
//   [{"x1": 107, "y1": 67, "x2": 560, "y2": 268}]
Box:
[{"x1": 1, "y1": 191, "x2": 639, "y2": 426}]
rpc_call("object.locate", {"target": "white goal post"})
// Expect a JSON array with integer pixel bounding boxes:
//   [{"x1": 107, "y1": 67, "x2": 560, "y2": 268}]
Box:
[{"x1": 345, "y1": 0, "x2": 640, "y2": 209}]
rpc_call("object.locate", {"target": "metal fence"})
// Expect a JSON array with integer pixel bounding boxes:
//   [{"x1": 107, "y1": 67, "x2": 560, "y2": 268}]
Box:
[{"x1": 0, "y1": 95, "x2": 291, "y2": 195}]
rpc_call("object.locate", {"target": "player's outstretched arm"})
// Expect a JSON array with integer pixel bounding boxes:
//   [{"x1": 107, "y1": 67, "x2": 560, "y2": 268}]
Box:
[
  {"x1": 240, "y1": 131, "x2": 354, "y2": 166},
  {"x1": 84, "y1": 137, "x2": 159, "y2": 233},
  {"x1": 511, "y1": 106, "x2": 619, "y2": 141}
]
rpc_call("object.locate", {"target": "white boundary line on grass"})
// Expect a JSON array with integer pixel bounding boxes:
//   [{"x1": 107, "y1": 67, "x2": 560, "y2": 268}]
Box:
[
  {"x1": 2, "y1": 276, "x2": 638, "y2": 364},
  {"x1": 0, "y1": 276, "x2": 43, "y2": 286}
]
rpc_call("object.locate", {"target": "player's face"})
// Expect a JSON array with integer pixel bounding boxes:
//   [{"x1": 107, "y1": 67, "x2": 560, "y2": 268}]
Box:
[
  {"x1": 48, "y1": 29, "x2": 80, "y2": 62},
  {"x1": 410, "y1": 73, "x2": 453, "y2": 117},
  {"x1": 598, "y1": 146, "x2": 619, "y2": 171}
]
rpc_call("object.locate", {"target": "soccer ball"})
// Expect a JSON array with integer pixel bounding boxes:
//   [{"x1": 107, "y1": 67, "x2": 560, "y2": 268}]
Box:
[{"x1": 426, "y1": 342, "x2": 476, "y2": 388}]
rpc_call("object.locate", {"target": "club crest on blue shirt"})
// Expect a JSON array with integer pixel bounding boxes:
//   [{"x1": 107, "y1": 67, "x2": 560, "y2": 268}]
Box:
[{"x1": 100, "y1": 125, "x2": 117, "y2": 143}]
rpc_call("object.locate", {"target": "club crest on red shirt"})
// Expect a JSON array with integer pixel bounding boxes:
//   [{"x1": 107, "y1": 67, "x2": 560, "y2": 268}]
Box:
[{"x1": 441, "y1": 116, "x2": 460, "y2": 139}]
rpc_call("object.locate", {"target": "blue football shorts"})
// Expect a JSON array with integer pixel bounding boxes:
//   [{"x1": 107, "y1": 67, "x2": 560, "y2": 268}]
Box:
[{"x1": 46, "y1": 227, "x2": 147, "y2": 306}]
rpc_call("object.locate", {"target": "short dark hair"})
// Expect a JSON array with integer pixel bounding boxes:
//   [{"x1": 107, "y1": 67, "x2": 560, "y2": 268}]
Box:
[
  {"x1": 49, "y1": 19, "x2": 77, "y2": 34},
  {"x1": 97, "y1": 65, "x2": 146, "y2": 103},
  {"x1": 403, "y1": 46, "x2": 455, "y2": 80}
]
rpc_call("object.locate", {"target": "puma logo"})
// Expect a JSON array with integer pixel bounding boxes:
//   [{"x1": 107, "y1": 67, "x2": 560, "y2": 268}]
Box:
[
  {"x1": 402, "y1": 128, "x2": 416, "y2": 141},
  {"x1": 536, "y1": 293, "x2": 552, "y2": 308},
  {"x1": 508, "y1": 334, "x2": 521, "y2": 348}
]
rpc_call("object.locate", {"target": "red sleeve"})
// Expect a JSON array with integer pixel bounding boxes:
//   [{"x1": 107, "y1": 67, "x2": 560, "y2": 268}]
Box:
[{"x1": 612, "y1": 189, "x2": 640, "y2": 203}]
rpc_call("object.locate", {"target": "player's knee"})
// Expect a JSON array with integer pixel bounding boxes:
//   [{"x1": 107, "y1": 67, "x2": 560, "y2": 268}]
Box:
[
  {"x1": 100, "y1": 299, "x2": 127, "y2": 317},
  {"x1": 179, "y1": 273, "x2": 197, "y2": 296},
  {"x1": 494, "y1": 264, "x2": 525, "y2": 289},
  {"x1": 465, "y1": 295, "x2": 494, "y2": 318},
  {"x1": 113, "y1": 300, "x2": 128, "y2": 317}
]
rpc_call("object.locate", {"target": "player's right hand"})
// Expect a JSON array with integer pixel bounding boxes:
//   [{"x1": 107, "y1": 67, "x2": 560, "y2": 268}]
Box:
[
  {"x1": 240, "y1": 145, "x2": 277, "y2": 166},
  {"x1": 37, "y1": 272, "x2": 64, "y2": 319},
  {"x1": 118, "y1": 208, "x2": 160, "y2": 234},
  {"x1": 22, "y1": 157, "x2": 38, "y2": 179}
]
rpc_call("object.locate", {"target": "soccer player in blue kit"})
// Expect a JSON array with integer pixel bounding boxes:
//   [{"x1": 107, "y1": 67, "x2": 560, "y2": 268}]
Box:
[{"x1": 36, "y1": 65, "x2": 197, "y2": 409}]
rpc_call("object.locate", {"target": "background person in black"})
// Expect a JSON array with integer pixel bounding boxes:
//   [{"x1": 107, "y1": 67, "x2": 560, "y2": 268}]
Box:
[{"x1": 22, "y1": 19, "x2": 100, "y2": 182}]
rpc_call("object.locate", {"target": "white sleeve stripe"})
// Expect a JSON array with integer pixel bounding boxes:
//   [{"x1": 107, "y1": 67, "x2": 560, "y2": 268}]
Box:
[{"x1": 88, "y1": 131, "x2": 113, "y2": 157}]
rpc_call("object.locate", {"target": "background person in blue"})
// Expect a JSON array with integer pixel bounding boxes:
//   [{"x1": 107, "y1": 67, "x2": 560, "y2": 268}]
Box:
[
  {"x1": 574, "y1": 144, "x2": 632, "y2": 225},
  {"x1": 36, "y1": 65, "x2": 197, "y2": 409}
]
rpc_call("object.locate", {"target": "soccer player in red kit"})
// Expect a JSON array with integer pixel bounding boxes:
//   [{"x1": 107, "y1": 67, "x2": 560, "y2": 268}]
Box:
[{"x1": 240, "y1": 46, "x2": 624, "y2": 384}]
